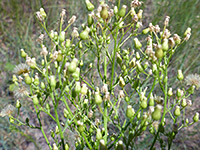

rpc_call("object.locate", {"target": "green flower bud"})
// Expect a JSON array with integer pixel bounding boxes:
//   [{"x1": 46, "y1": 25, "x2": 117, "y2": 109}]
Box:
[
  {"x1": 185, "y1": 118, "x2": 189, "y2": 124},
  {"x1": 162, "y1": 38, "x2": 169, "y2": 51},
  {"x1": 24, "y1": 74, "x2": 32, "y2": 85},
  {"x1": 9, "y1": 117, "x2": 15, "y2": 124},
  {"x1": 181, "y1": 99, "x2": 187, "y2": 107},
  {"x1": 140, "y1": 99, "x2": 147, "y2": 109},
  {"x1": 116, "y1": 140, "x2": 124, "y2": 150},
  {"x1": 85, "y1": 0, "x2": 94, "y2": 11},
  {"x1": 88, "y1": 14, "x2": 94, "y2": 27},
  {"x1": 81, "y1": 84, "x2": 88, "y2": 95},
  {"x1": 56, "y1": 52, "x2": 63, "y2": 62},
  {"x1": 65, "y1": 39, "x2": 71, "y2": 48},
  {"x1": 137, "y1": 9, "x2": 143, "y2": 19},
  {"x1": 41, "y1": 82, "x2": 45, "y2": 89},
  {"x1": 116, "y1": 53, "x2": 122, "y2": 64},
  {"x1": 193, "y1": 112, "x2": 199, "y2": 122},
  {"x1": 168, "y1": 88, "x2": 173, "y2": 97},
  {"x1": 114, "y1": 6, "x2": 118, "y2": 14},
  {"x1": 177, "y1": 70, "x2": 184, "y2": 81},
  {"x1": 95, "y1": 92, "x2": 102, "y2": 105},
  {"x1": 119, "y1": 77, "x2": 125, "y2": 88},
  {"x1": 77, "y1": 121, "x2": 85, "y2": 133},
  {"x1": 184, "y1": 27, "x2": 191, "y2": 37},
  {"x1": 188, "y1": 85, "x2": 195, "y2": 94},
  {"x1": 126, "y1": 105, "x2": 135, "y2": 119},
  {"x1": 142, "y1": 28, "x2": 150, "y2": 34},
  {"x1": 174, "y1": 106, "x2": 181, "y2": 117},
  {"x1": 125, "y1": 96, "x2": 130, "y2": 102},
  {"x1": 155, "y1": 48, "x2": 164, "y2": 59},
  {"x1": 40, "y1": 8, "x2": 46, "y2": 19},
  {"x1": 134, "y1": 38, "x2": 142, "y2": 49},
  {"x1": 32, "y1": 95, "x2": 39, "y2": 105},
  {"x1": 100, "y1": 5, "x2": 108, "y2": 20},
  {"x1": 75, "y1": 82, "x2": 81, "y2": 94},
  {"x1": 41, "y1": 59, "x2": 45, "y2": 66},
  {"x1": 59, "y1": 31, "x2": 65, "y2": 43},
  {"x1": 55, "y1": 126, "x2": 59, "y2": 134},
  {"x1": 136, "y1": 61, "x2": 143, "y2": 72},
  {"x1": 152, "y1": 105, "x2": 162, "y2": 120},
  {"x1": 20, "y1": 49, "x2": 27, "y2": 58},
  {"x1": 68, "y1": 58, "x2": 78, "y2": 73},
  {"x1": 176, "y1": 88, "x2": 182, "y2": 98},
  {"x1": 34, "y1": 76, "x2": 39, "y2": 86},
  {"x1": 64, "y1": 108, "x2": 69, "y2": 118},
  {"x1": 72, "y1": 67, "x2": 80, "y2": 80},
  {"x1": 50, "y1": 76, "x2": 56, "y2": 89},
  {"x1": 16, "y1": 100, "x2": 21, "y2": 109},
  {"x1": 118, "y1": 5, "x2": 127, "y2": 17},
  {"x1": 149, "y1": 93, "x2": 154, "y2": 106},
  {"x1": 80, "y1": 29, "x2": 89, "y2": 40},
  {"x1": 129, "y1": 57, "x2": 136, "y2": 68},
  {"x1": 65, "y1": 143, "x2": 69, "y2": 150},
  {"x1": 136, "y1": 52, "x2": 140, "y2": 60},
  {"x1": 96, "y1": 129, "x2": 102, "y2": 140}
]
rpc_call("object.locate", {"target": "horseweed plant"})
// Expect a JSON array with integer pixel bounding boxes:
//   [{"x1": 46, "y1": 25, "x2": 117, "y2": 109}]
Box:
[{"x1": 1, "y1": 0, "x2": 199, "y2": 149}]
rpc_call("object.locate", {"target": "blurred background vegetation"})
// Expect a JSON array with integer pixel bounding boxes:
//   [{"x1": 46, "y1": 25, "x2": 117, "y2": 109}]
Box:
[{"x1": 0, "y1": 0, "x2": 199, "y2": 149}]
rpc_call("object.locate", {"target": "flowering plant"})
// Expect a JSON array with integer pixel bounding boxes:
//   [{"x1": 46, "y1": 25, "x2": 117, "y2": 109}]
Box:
[{"x1": 1, "y1": 0, "x2": 199, "y2": 149}]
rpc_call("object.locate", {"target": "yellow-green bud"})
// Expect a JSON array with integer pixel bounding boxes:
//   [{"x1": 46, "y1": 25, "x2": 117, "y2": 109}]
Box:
[
  {"x1": 50, "y1": 76, "x2": 56, "y2": 89},
  {"x1": 72, "y1": 67, "x2": 80, "y2": 80},
  {"x1": 41, "y1": 82, "x2": 45, "y2": 89},
  {"x1": 96, "y1": 129, "x2": 102, "y2": 140},
  {"x1": 65, "y1": 39, "x2": 71, "y2": 48},
  {"x1": 85, "y1": 0, "x2": 94, "y2": 11},
  {"x1": 181, "y1": 99, "x2": 187, "y2": 107},
  {"x1": 118, "y1": 5, "x2": 127, "y2": 17},
  {"x1": 126, "y1": 105, "x2": 135, "y2": 119},
  {"x1": 95, "y1": 92, "x2": 102, "y2": 104},
  {"x1": 55, "y1": 126, "x2": 59, "y2": 134},
  {"x1": 176, "y1": 89, "x2": 182, "y2": 98},
  {"x1": 174, "y1": 106, "x2": 181, "y2": 117},
  {"x1": 16, "y1": 100, "x2": 21, "y2": 108},
  {"x1": 162, "y1": 38, "x2": 169, "y2": 51},
  {"x1": 137, "y1": 9, "x2": 143, "y2": 19},
  {"x1": 136, "y1": 52, "x2": 140, "y2": 60},
  {"x1": 152, "y1": 105, "x2": 162, "y2": 120},
  {"x1": 129, "y1": 57, "x2": 136, "y2": 68},
  {"x1": 40, "y1": 8, "x2": 46, "y2": 19},
  {"x1": 168, "y1": 88, "x2": 173, "y2": 97},
  {"x1": 193, "y1": 112, "x2": 199, "y2": 122},
  {"x1": 155, "y1": 48, "x2": 164, "y2": 59},
  {"x1": 134, "y1": 38, "x2": 142, "y2": 49},
  {"x1": 177, "y1": 70, "x2": 184, "y2": 81},
  {"x1": 65, "y1": 143, "x2": 69, "y2": 150},
  {"x1": 185, "y1": 118, "x2": 189, "y2": 124},
  {"x1": 119, "y1": 77, "x2": 125, "y2": 88},
  {"x1": 9, "y1": 117, "x2": 15, "y2": 124},
  {"x1": 20, "y1": 49, "x2": 27, "y2": 58},
  {"x1": 25, "y1": 74, "x2": 32, "y2": 85},
  {"x1": 77, "y1": 121, "x2": 85, "y2": 133},
  {"x1": 75, "y1": 82, "x2": 81, "y2": 94},
  {"x1": 184, "y1": 27, "x2": 191, "y2": 37},
  {"x1": 32, "y1": 95, "x2": 39, "y2": 105},
  {"x1": 116, "y1": 53, "x2": 122, "y2": 64},
  {"x1": 80, "y1": 29, "x2": 89, "y2": 40},
  {"x1": 149, "y1": 93, "x2": 154, "y2": 106},
  {"x1": 114, "y1": 6, "x2": 118, "y2": 15},
  {"x1": 140, "y1": 99, "x2": 147, "y2": 109},
  {"x1": 81, "y1": 84, "x2": 88, "y2": 95},
  {"x1": 142, "y1": 28, "x2": 150, "y2": 34},
  {"x1": 136, "y1": 61, "x2": 143, "y2": 72},
  {"x1": 59, "y1": 31, "x2": 65, "y2": 43},
  {"x1": 68, "y1": 58, "x2": 78, "y2": 73},
  {"x1": 100, "y1": 5, "x2": 108, "y2": 20}
]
